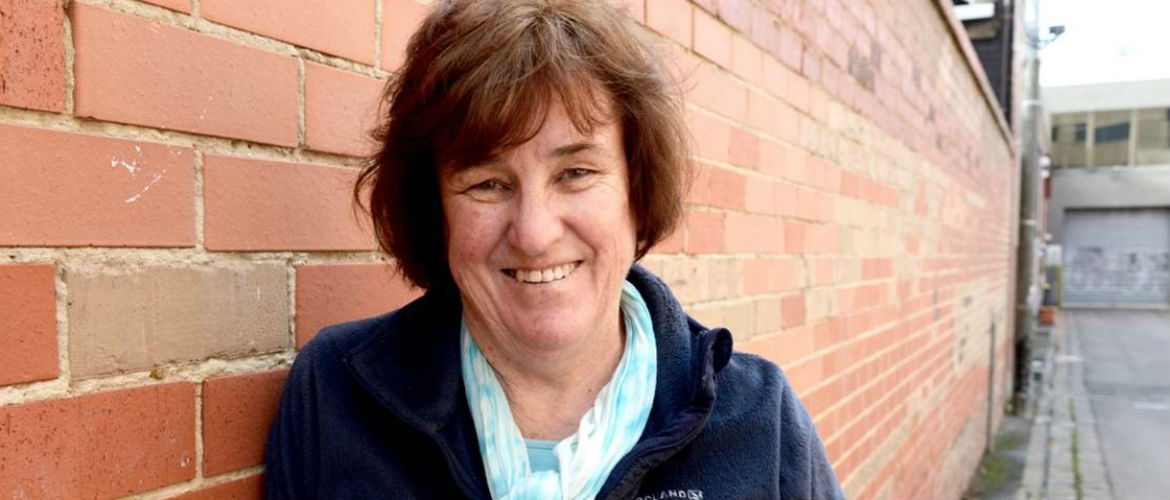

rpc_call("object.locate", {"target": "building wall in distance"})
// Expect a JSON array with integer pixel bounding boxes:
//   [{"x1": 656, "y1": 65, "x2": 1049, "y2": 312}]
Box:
[
  {"x1": 1048, "y1": 165, "x2": 1170, "y2": 241},
  {"x1": 0, "y1": 0, "x2": 1017, "y2": 498}
]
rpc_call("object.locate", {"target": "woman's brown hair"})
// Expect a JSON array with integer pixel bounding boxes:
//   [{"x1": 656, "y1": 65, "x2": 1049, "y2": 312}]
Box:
[{"x1": 354, "y1": 0, "x2": 690, "y2": 289}]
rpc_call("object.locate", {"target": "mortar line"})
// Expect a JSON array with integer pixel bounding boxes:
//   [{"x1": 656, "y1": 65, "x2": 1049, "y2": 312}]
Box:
[
  {"x1": 54, "y1": 259, "x2": 72, "y2": 389},
  {"x1": 62, "y1": 0, "x2": 76, "y2": 115},
  {"x1": 287, "y1": 264, "x2": 298, "y2": 350},
  {"x1": 297, "y1": 57, "x2": 306, "y2": 148},
  {"x1": 0, "y1": 245, "x2": 380, "y2": 259},
  {"x1": 194, "y1": 382, "x2": 205, "y2": 482},
  {"x1": 374, "y1": 0, "x2": 383, "y2": 71},
  {"x1": 0, "y1": 106, "x2": 364, "y2": 166},
  {"x1": 136, "y1": 465, "x2": 264, "y2": 499},
  {"x1": 194, "y1": 149, "x2": 206, "y2": 250}
]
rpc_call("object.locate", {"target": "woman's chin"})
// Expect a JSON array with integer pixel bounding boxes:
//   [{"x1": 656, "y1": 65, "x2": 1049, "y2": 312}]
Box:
[{"x1": 505, "y1": 317, "x2": 596, "y2": 353}]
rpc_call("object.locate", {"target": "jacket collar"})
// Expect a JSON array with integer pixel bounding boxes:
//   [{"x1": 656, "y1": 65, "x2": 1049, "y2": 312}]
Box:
[{"x1": 343, "y1": 264, "x2": 733, "y2": 498}]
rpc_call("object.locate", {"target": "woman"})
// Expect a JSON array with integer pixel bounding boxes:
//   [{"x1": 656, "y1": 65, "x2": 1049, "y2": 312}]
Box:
[{"x1": 265, "y1": 1, "x2": 844, "y2": 498}]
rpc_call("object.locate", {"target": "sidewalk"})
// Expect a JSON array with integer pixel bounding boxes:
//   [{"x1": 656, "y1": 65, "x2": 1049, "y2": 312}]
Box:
[{"x1": 1018, "y1": 315, "x2": 1113, "y2": 500}]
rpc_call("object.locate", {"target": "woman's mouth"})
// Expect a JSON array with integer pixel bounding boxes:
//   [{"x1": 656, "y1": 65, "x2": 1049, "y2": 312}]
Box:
[{"x1": 503, "y1": 261, "x2": 583, "y2": 284}]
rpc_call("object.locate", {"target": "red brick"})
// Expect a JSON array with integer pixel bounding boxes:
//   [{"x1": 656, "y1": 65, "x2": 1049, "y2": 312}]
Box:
[
  {"x1": 862, "y1": 258, "x2": 893, "y2": 280},
  {"x1": 801, "y1": 48, "x2": 822, "y2": 85},
  {"x1": 305, "y1": 62, "x2": 385, "y2": 156},
  {"x1": 202, "y1": 370, "x2": 289, "y2": 476},
  {"x1": 295, "y1": 263, "x2": 420, "y2": 347},
  {"x1": 687, "y1": 61, "x2": 749, "y2": 122},
  {"x1": 748, "y1": 90, "x2": 800, "y2": 143},
  {"x1": 812, "y1": 257, "x2": 834, "y2": 286},
  {"x1": 0, "y1": 124, "x2": 195, "y2": 247},
  {"x1": 704, "y1": 165, "x2": 747, "y2": 210},
  {"x1": 649, "y1": 224, "x2": 684, "y2": 254},
  {"x1": 739, "y1": 325, "x2": 815, "y2": 365},
  {"x1": 729, "y1": 127, "x2": 760, "y2": 171},
  {"x1": 805, "y1": 224, "x2": 840, "y2": 254},
  {"x1": 72, "y1": 4, "x2": 298, "y2": 146},
  {"x1": 140, "y1": 0, "x2": 189, "y2": 12},
  {"x1": 784, "y1": 63, "x2": 811, "y2": 115},
  {"x1": 778, "y1": 24, "x2": 804, "y2": 70},
  {"x1": 688, "y1": 111, "x2": 732, "y2": 164},
  {"x1": 744, "y1": 257, "x2": 797, "y2": 294},
  {"x1": 725, "y1": 213, "x2": 783, "y2": 254},
  {"x1": 807, "y1": 157, "x2": 841, "y2": 192},
  {"x1": 202, "y1": 155, "x2": 372, "y2": 251},
  {"x1": 745, "y1": 176, "x2": 776, "y2": 215},
  {"x1": 0, "y1": 264, "x2": 57, "y2": 386},
  {"x1": 715, "y1": 0, "x2": 754, "y2": 35},
  {"x1": 730, "y1": 35, "x2": 763, "y2": 84},
  {"x1": 758, "y1": 137, "x2": 786, "y2": 178},
  {"x1": 645, "y1": 0, "x2": 693, "y2": 47},
  {"x1": 795, "y1": 187, "x2": 820, "y2": 221},
  {"x1": 0, "y1": 383, "x2": 196, "y2": 500},
  {"x1": 761, "y1": 56, "x2": 790, "y2": 100},
  {"x1": 381, "y1": 0, "x2": 430, "y2": 71},
  {"x1": 684, "y1": 210, "x2": 725, "y2": 254},
  {"x1": 782, "y1": 295, "x2": 807, "y2": 327},
  {"x1": 750, "y1": 8, "x2": 782, "y2": 60},
  {"x1": 0, "y1": 0, "x2": 65, "y2": 112},
  {"x1": 201, "y1": 0, "x2": 375, "y2": 63},
  {"x1": 166, "y1": 475, "x2": 263, "y2": 500},
  {"x1": 693, "y1": 8, "x2": 732, "y2": 69},
  {"x1": 785, "y1": 220, "x2": 807, "y2": 253},
  {"x1": 775, "y1": 182, "x2": 799, "y2": 218}
]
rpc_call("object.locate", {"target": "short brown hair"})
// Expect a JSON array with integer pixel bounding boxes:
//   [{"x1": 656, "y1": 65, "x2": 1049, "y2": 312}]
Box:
[{"x1": 354, "y1": 0, "x2": 690, "y2": 289}]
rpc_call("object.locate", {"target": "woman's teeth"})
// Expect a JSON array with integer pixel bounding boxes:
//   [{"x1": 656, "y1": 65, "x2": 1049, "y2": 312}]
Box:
[{"x1": 511, "y1": 262, "x2": 579, "y2": 283}]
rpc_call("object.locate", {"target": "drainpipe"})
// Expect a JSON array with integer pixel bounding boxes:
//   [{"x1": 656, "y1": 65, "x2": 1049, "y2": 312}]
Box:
[{"x1": 1012, "y1": 0, "x2": 1045, "y2": 417}]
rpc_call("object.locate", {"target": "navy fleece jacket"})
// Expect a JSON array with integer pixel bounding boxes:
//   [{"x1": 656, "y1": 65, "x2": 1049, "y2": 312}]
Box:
[{"x1": 265, "y1": 265, "x2": 846, "y2": 499}]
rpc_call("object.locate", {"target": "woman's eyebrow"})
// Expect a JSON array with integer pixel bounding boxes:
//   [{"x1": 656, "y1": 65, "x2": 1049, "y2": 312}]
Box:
[{"x1": 548, "y1": 141, "x2": 601, "y2": 159}]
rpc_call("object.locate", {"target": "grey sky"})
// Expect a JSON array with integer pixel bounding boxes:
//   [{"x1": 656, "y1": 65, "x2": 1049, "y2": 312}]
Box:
[{"x1": 1039, "y1": 0, "x2": 1170, "y2": 87}]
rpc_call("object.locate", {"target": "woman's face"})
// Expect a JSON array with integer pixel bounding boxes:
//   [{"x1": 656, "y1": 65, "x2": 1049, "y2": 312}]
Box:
[{"x1": 439, "y1": 100, "x2": 636, "y2": 354}]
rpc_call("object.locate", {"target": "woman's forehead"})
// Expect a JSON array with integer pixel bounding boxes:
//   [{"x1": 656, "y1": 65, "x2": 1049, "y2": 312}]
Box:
[{"x1": 447, "y1": 96, "x2": 622, "y2": 171}]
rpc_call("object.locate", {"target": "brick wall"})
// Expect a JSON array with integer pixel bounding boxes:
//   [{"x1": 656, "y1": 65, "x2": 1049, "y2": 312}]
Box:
[{"x1": 0, "y1": 0, "x2": 1017, "y2": 498}]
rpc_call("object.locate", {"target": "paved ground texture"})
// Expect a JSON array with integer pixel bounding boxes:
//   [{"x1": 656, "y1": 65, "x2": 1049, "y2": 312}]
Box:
[{"x1": 1019, "y1": 310, "x2": 1170, "y2": 500}]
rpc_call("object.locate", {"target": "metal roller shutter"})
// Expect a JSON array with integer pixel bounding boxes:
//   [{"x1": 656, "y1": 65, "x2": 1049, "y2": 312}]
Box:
[{"x1": 1062, "y1": 208, "x2": 1170, "y2": 306}]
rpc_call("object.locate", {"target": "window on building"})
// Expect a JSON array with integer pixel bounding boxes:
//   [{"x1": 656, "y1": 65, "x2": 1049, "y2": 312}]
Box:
[
  {"x1": 1094, "y1": 122, "x2": 1130, "y2": 143},
  {"x1": 1050, "y1": 112, "x2": 1088, "y2": 167},
  {"x1": 1092, "y1": 110, "x2": 1130, "y2": 167},
  {"x1": 1136, "y1": 107, "x2": 1170, "y2": 165}
]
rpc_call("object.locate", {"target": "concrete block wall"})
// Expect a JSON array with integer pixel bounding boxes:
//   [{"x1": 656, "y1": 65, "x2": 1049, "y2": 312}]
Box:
[{"x1": 0, "y1": 0, "x2": 1018, "y2": 498}]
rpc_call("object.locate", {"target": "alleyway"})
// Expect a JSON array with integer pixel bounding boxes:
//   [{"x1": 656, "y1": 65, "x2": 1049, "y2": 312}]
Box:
[{"x1": 1021, "y1": 310, "x2": 1170, "y2": 499}]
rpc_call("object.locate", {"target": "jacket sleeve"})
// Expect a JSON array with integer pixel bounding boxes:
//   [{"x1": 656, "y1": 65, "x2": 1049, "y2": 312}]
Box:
[
  {"x1": 776, "y1": 370, "x2": 847, "y2": 499},
  {"x1": 264, "y1": 341, "x2": 322, "y2": 500}
]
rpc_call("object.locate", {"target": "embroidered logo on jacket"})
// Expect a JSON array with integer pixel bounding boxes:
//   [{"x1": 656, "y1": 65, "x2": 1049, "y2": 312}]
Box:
[{"x1": 634, "y1": 489, "x2": 703, "y2": 500}]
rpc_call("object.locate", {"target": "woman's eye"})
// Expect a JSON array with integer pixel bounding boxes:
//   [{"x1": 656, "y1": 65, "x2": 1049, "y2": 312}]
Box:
[
  {"x1": 469, "y1": 179, "x2": 506, "y2": 192},
  {"x1": 560, "y1": 168, "x2": 595, "y2": 181}
]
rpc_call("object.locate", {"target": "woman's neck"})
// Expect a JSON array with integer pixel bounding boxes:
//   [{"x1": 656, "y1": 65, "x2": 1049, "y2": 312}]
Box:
[{"x1": 467, "y1": 315, "x2": 626, "y2": 441}]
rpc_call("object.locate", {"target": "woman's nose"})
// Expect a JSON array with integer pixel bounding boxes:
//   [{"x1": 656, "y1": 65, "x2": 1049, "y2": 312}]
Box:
[{"x1": 507, "y1": 189, "x2": 564, "y2": 256}]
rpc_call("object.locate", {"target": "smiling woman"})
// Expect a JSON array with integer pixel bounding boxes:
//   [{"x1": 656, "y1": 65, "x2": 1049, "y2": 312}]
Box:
[{"x1": 263, "y1": 1, "x2": 844, "y2": 499}]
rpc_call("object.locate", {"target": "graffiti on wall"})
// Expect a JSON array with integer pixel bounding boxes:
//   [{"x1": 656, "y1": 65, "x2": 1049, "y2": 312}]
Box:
[{"x1": 1064, "y1": 246, "x2": 1170, "y2": 303}]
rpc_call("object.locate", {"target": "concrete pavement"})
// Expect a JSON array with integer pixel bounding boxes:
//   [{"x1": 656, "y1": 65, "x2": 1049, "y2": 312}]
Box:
[{"x1": 1018, "y1": 310, "x2": 1170, "y2": 500}]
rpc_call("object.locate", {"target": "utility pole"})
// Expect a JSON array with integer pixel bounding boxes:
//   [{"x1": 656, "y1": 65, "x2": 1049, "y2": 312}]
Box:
[{"x1": 1013, "y1": 0, "x2": 1061, "y2": 417}]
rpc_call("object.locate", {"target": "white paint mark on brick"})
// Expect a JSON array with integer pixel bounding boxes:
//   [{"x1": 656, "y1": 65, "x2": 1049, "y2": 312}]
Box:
[
  {"x1": 125, "y1": 169, "x2": 167, "y2": 203},
  {"x1": 110, "y1": 157, "x2": 141, "y2": 175},
  {"x1": 198, "y1": 95, "x2": 213, "y2": 121}
]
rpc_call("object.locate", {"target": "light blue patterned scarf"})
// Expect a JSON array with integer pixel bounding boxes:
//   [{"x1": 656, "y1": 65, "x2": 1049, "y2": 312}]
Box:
[{"x1": 461, "y1": 280, "x2": 657, "y2": 500}]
